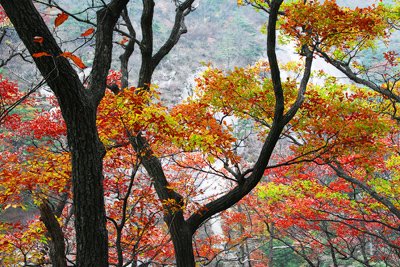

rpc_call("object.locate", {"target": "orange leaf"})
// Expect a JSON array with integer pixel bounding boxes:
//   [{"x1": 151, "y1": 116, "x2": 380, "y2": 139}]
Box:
[
  {"x1": 59, "y1": 52, "x2": 87, "y2": 69},
  {"x1": 32, "y1": 52, "x2": 52, "y2": 58},
  {"x1": 33, "y1": 36, "x2": 43, "y2": 44},
  {"x1": 55, "y1": 11, "x2": 68, "y2": 28},
  {"x1": 81, "y1": 28, "x2": 95, "y2": 37},
  {"x1": 120, "y1": 37, "x2": 129, "y2": 45}
]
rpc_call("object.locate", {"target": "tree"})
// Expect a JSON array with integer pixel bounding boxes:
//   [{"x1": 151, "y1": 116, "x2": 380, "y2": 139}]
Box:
[
  {"x1": 0, "y1": 74, "x2": 242, "y2": 266},
  {"x1": 2, "y1": 0, "x2": 309, "y2": 265},
  {"x1": 255, "y1": 1, "x2": 400, "y2": 265},
  {"x1": 1, "y1": 0, "x2": 196, "y2": 265},
  {"x1": 121, "y1": 0, "x2": 315, "y2": 265},
  {"x1": 213, "y1": 1, "x2": 400, "y2": 265},
  {"x1": 1, "y1": 0, "x2": 398, "y2": 266},
  {"x1": 189, "y1": 1, "x2": 400, "y2": 264},
  {"x1": 194, "y1": 59, "x2": 400, "y2": 265}
]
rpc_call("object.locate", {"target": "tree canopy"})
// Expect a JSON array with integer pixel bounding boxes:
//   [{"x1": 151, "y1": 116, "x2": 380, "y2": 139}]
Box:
[{"x1": 0, "y1": 0, "x2": 400, "y2": 266}]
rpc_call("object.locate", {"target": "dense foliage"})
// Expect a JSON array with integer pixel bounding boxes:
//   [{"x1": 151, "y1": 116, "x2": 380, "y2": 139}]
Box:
[{"x1": 0, "y1": 0, "x2": 400, "y2": 266}]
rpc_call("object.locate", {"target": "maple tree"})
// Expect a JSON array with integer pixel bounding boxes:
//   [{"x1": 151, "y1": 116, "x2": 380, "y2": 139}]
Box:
[
  {"x1": 214, "y1": 1, "x2": 400, "y2": 265},
  {"x1": 188, "y1": 1, "x2": 400, "y2": 265},
  {"x1": 200, "y1": 69, "x2": 400, "y2": 264},
  {"x1": 0, "y1": 0, "x2": 302, "y2": 265},
  {"x1": 259, "y1": 1, "x2": 400, "y2": 265},
  {"x1": 1, "y1": 0, "x2": 198, "y2": 265},
  {"x1": 1, "y1": 0, "x2": 400, "y2": 266},
  {"x1": 0, "y1": 77, "x2": 238, "y2": 266}
]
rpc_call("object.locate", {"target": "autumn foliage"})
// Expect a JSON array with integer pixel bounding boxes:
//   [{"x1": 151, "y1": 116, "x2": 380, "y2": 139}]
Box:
[
  {"x1": 1, "y1": 0, "x2": 400, "y2": 266},
  {"x1": 0, "y1": 72, "x2": 236, "y2": 264},
  {"x1": 280, "y1": 0, "x2": 391, "y2": 52}
]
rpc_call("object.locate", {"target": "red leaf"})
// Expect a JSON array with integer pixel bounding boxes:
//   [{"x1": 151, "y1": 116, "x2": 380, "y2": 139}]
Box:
[
  {"x1": 120, "y1": 37, "x2": 129, "y2": 45},
  {"x1": 33, "y1": 36, "x2": 43, "y2": 44},
  {"x1": 59, "y1": 52, "x2": 87, "y2": 69},
  {"x1": 55, "y1": 11, "x2": 68, "y2": 28},
  {"x1": 81, "y1": 28, "x2": 95, "y2": 37},
  {"x1": 32, "y1": 52, "x2": 52, "y2": 58}
]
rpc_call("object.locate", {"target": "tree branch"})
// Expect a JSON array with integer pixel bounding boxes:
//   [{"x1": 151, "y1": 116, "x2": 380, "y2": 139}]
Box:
[
  {"x1": 328, "y1": 161, "x2": 400, "y2": 221},
  {"x1": 187, "y1": 0, "x2": 294, "y2": 234},
  {"x1": 88, "y1": 0, "x2": 130, "y2": 104},
  {"x1": 317, "y1": 49, "x2": 400, "y2": 103},
  {"x1": 152, "y1": 0, "x2": 195, "y2": 70}
]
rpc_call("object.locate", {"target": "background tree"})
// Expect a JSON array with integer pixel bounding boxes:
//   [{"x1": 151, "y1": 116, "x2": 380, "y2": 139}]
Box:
[{"x1": 2, "y1": 0, "x2": 399, "y2": 266}]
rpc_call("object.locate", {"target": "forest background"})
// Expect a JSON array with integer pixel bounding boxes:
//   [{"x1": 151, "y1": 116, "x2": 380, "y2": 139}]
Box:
[{"x1": 0, "y1": 0, "x2": 400, "y2": 266}]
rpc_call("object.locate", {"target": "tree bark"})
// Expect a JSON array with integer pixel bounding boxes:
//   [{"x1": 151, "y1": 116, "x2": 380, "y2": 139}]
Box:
[
  {"x1": 169, "y1": 213, "x2": 196, "y2": 267},
  {"x1": 40, "y1": 201, "x2": 67, "y2": 267}
]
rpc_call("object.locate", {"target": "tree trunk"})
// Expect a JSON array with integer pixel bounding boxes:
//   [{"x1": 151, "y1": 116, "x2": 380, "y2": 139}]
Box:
[
  {"x1": 169, "y1": 215, "x2": 196, "y2": 267},
  {"x1": 130, "y1": 134, "x2": 195, "y2": 267},
  {"x1": 40, "y1": 201, "x2": 67, "y2": 267},
  {"x1": 68, "y1": 108, "x2": 108, "y2": 266}
]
